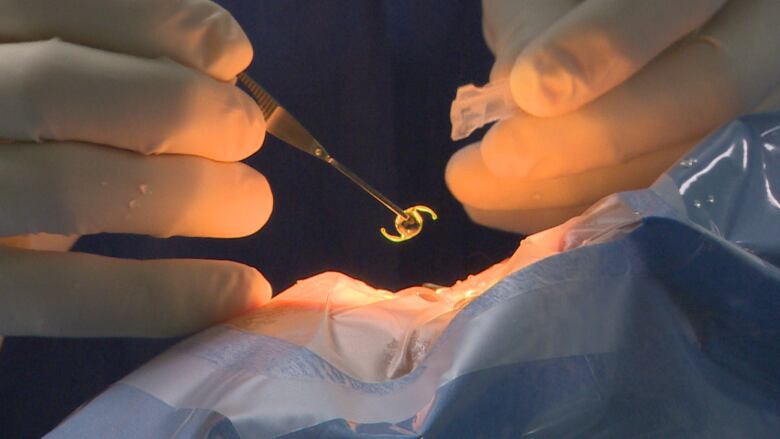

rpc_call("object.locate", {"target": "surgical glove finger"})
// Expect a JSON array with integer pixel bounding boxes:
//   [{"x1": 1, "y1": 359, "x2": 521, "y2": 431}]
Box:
[
  {"x1": 0, "y1": 0, "x2": 251, "y2": 81},
  {"x1": 483, "y1": 0, "x2": 580, "y2": 80},
  {"x1": 0, "y1": 234, "x2": 79, "y2": 251},
  {"x1": 447, "y1": 142, "x2": 691, "y2": 233},
  {"x1": 463, "y1": 204, "x2": 589, "y2": 235},
  {"x1": 754, "y1": 85, "x2": 780, "y2": 113},
  {"x1": 0, "y1": 40, "x2": 264, "y2": 162},
  {"x1": 479, "y1": 0, "x2": 780, "y2": 180},
  {"x1": 0, "y1": 247, "x2": 271, "y2": 337},
  {"x1": 0, "y1": 142, "x2": 272, "y2": 238},
  {"x1": 508, "y1": 0, "x2": 726, "y2": 116}
]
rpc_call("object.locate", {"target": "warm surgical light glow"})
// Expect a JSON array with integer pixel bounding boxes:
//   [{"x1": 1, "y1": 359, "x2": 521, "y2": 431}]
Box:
[
  {"x1": 229, "y1": 220, "x2": 563, "y2": 382},
  {"x1": 229, "y1": 196, "x2": 640, "y2": 382}
]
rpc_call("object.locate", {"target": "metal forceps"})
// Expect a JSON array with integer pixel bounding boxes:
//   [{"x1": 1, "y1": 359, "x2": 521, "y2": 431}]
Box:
[{"x1": 237, "y1": 73, "x2": 436, "y2": 242}]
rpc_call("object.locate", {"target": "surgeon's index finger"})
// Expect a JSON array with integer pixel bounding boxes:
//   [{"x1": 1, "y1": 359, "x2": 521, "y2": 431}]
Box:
[
  {"x1": 0, "y1": 0, "x2": 251, "y2": 81},
  {"x1": 447, "y1": 141, "x2": 692, "y2": 234},
  {"x1": 447, "y1": 141, "x2": 691, "y2": 212},
  {"x1": 0, "y1": 40, "x2": 264, "y2": 162},
  {"x1": 480, "y1": 0, "x2": 780, "y2": 180},
  {"x1": 510, "y1": 0, "x2": 727, "y2": 116},
  {"x1": 0, "y1": 247, "x2": 272, "y2": 337},
  {"x1": 0, "y1": 142, "x2": 273, "y2": 239},
  {"x1": 463, "y1": 203, "x2": 589, "y2": 235}
]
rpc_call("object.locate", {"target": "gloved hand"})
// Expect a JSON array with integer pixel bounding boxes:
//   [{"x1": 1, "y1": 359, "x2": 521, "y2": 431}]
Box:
[
  {"x1": 0, "y1": 0, "x2": 273, "y2": 341},
  {"x1": 447, "y1": 0, "x2": 780, "y2": 233}
]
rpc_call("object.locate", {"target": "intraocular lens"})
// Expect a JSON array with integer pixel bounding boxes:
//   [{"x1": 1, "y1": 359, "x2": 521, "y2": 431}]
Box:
[{"x1": 381, "y1": 206, "x2": 438, "y2": 242}]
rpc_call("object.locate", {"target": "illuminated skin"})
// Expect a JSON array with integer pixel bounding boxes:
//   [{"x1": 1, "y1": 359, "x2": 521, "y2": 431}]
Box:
[
  {"x1": 381, "y1": 205, "x2": 438, "y2": 243},
  {"x1": 228, "y1": 200, "x2": 631, "y2": 382},
  {"x1": 229, "y1": 239, "x2": 545, "y2": 381},
  {"x1": 447, "y1": 0, "x2": 780, "y2": 234}
]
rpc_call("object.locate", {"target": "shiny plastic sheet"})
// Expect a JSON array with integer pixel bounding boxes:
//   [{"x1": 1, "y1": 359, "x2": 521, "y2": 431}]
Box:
[{"x1": 47, "y1": 112, "x2": 780, "y2": 438}]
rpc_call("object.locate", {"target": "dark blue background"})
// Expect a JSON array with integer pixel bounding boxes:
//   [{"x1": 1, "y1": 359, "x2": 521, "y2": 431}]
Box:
[{"x1": 0, "y1": 1, "x2": 520, "y2": 437}]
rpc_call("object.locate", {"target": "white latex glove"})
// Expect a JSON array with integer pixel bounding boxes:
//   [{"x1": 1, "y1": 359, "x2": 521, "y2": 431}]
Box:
[
  {"x1": 0, "y1": 0, "x2": 273, "y2": 340},
  {"x1": 447, "y1": 0, "x2": 780, "y2": 233}
]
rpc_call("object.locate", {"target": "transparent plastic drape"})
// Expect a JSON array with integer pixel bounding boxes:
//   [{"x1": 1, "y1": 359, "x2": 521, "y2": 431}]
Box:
[{"x1": 48, "y1": 112, "x2": 780, "y2": 438}]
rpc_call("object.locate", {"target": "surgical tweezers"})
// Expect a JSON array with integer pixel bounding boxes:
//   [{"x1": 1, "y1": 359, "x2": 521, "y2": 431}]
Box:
[{"x1": 237, "y1": 73, "x2": 436, "y2": 242}]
